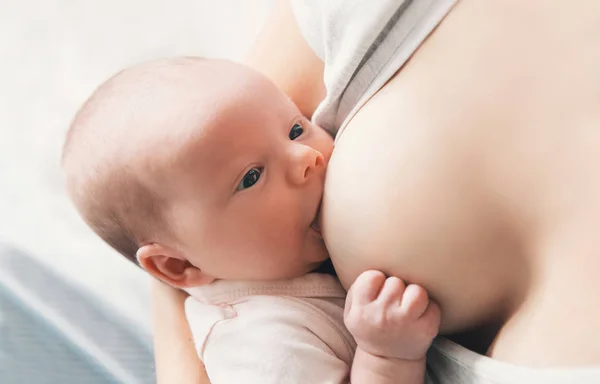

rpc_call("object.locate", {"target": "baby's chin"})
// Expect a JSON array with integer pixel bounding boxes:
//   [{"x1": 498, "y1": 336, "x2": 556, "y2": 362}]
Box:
[
  {"x1": 281, "y1": 258, "x2": 330, "y2": 280},
  {"x1": 305, "y1": 244, "x2": 330, "y2": 269}
]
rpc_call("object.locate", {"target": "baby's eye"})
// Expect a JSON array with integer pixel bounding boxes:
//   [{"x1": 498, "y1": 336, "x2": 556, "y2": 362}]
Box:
[
  {"x1": 289, "y1": 123, "x2": 304, "y2": 140},
  {"x1": 237, "y1": 167, "x2": 262, "y2": 190}
]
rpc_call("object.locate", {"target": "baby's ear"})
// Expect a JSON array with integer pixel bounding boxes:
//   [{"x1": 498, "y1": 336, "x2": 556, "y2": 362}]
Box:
[{"x1": 136, "y1": 243, "x2": 214, "y2": 288}]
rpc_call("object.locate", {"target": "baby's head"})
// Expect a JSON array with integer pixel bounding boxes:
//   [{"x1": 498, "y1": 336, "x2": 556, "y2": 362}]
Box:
[{"x1": 62, "y1": 57, "x2": 333, "y2": 288}]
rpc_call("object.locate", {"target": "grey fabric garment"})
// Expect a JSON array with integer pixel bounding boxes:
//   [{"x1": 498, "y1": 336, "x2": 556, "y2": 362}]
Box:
[
  {"x1": 0, "y1": 246, "x2": 154, "y2": 384},
  {"x1": 291, "y1": 0, "x2": 457, "y2": 138},
  {"x1": 426, "y1": 338, "x2": 600, "y2": 384},
  {"x1": 291, "y1": 1, "x2": 600, "y2": 382}
]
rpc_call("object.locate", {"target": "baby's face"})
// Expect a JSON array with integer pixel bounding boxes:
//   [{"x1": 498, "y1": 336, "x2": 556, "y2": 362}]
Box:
[{"x1": 164, "y1": 67, "x2": 334, "y2": 281}]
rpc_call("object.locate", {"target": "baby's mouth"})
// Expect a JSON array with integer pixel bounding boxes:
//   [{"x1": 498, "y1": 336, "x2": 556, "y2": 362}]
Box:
[{"x1": 310, "y1": 202, "x2": 322, "y2": 234}]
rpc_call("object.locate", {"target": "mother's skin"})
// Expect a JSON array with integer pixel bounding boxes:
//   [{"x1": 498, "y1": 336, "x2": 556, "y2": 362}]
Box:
[{"x1": 324, "y1": 0, "x2": 600, "y2": 367}]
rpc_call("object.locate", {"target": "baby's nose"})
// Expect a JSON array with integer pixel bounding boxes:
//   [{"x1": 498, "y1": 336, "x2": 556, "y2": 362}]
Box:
[{"x1": 287, "y1": 145, "x2": 325, "y2": 186}]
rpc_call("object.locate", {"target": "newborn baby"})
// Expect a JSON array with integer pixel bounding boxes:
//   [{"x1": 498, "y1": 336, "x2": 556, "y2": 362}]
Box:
[{"x1": 62, "y1": 57, "x2": 440, "y2": 383}]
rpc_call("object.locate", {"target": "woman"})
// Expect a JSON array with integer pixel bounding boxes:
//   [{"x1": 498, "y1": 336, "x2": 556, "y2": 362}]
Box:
[{"x1": 154, "y1": 0, "x2": 600, "y2": 382}]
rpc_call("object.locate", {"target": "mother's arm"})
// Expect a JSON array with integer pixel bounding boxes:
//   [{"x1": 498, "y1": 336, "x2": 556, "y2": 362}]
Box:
[
  {"x1": 244, "y1": 0, "x2": 326, "y2": 119},
  {"x1": 152, "y1": 279, "x2": 209, "y2": 384},
  {"x1": 152, "y1": 2, "x2": 325, "y2": 383}
]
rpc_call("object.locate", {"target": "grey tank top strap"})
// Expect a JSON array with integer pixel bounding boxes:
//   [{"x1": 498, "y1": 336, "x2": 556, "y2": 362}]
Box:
[{"x1": 290, "y1": 0, "x2": 457, "y2": 137}]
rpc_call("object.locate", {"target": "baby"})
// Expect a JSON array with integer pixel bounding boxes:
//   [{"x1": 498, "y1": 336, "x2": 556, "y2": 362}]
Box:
[{"x1": 62, "y1": 57, "x2": 440, "y2": 383}]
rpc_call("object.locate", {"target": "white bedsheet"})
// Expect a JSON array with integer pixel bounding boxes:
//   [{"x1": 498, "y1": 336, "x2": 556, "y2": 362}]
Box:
[{"x1": 0, "y1": 1, "x2": 274, "y2": 382}]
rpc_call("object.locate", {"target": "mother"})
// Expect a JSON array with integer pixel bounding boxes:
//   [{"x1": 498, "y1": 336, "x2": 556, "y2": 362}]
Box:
[{"x1": 154, "y1": 0, "x2": 600, "y2": 382}]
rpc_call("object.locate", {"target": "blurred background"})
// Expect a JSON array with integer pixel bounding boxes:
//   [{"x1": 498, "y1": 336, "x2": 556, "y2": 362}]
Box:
[{"x1": 0, "y1": 1, "x2": 275, "y2": 382}]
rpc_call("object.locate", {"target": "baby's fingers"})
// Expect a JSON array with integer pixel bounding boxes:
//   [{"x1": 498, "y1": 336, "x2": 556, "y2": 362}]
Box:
[
  {"x1": 376, "y1": 277, "x2": 405, "y2": 307},
  {"x1": 400, "y1": 284, "x2": 430, "y2": 318},
  {"x1": 349, "y1": 270, "x2": 387, "y2": 306},
  {"x1": 418, "y1": 300, "x2": 442, "y2": 339}
]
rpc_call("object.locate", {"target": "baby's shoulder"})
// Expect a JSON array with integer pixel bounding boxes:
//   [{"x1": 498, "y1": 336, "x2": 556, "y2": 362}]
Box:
[{"x1": 184, "y1": 277, "x2": 354, "y2": 363}]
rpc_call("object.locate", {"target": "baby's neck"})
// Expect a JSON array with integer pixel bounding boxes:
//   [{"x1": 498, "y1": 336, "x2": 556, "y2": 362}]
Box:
[{"x1": 311, "y1": 258, "x2": 336, "y2": 276}]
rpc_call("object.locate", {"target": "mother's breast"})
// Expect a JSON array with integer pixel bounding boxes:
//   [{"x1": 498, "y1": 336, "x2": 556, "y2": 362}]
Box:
[
  {"x1": 321, "y1": 77, "x2": 520, "y2": 332},
  {"x1": 322, "y1": 0, "x2": 600, "y2": 366},
  {"x1": 321, "y1": 0, "x2": 539, "y2": 331}
]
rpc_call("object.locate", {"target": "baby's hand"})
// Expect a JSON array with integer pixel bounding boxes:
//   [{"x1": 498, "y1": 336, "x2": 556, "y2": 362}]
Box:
[{"x1": 344, "y1": 270, "x2": 441, "y2": 361}]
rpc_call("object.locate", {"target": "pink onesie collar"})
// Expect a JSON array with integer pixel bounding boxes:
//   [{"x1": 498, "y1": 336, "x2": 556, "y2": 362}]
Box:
[{"x1": 185, "y1": 273, "x2": 346, "y2": 304}]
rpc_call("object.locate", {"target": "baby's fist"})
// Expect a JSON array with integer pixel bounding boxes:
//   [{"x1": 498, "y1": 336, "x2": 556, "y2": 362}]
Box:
[{"x1": 344, "y1": 270, "x2": 440, "y2": 361}]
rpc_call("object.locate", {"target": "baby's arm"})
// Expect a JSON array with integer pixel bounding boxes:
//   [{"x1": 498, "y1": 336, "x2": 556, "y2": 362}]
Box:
[{"x1": 344, "y1": 271, "x2": 441, "y2": 383}]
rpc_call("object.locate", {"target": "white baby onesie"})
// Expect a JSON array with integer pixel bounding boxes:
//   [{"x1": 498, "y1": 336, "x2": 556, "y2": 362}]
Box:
[{"x1": 185, "y1": 273, "x2": 356, "y2": 384}]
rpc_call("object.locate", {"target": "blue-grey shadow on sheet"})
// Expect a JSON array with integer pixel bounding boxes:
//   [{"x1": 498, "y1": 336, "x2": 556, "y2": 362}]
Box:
[{"x1": 0, "y1": 245, "x2": 154, "y2": 384}]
